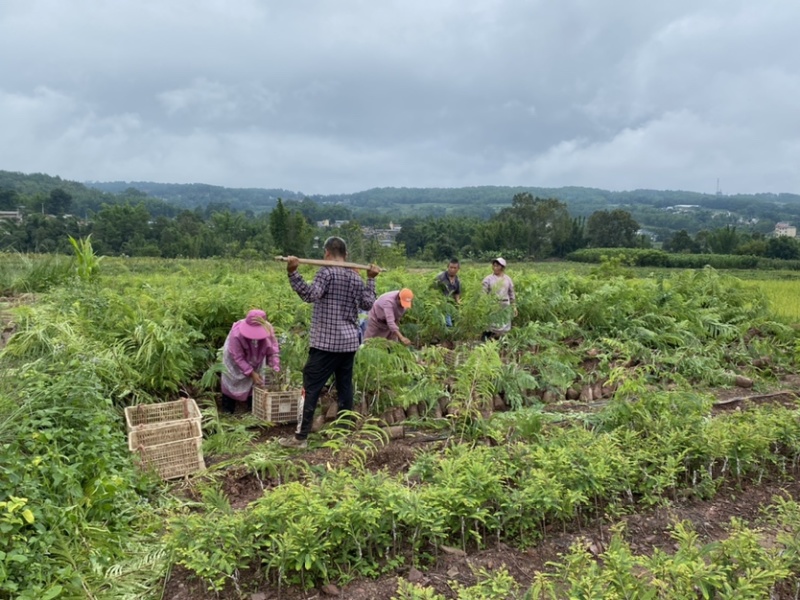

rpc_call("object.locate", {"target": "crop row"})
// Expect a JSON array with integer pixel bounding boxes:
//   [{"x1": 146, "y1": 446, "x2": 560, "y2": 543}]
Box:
[
  {"x1": 168, "y1": 385, "x2": 800, "y2": 592},
  {"x1": 1, "y1": 254, "x2": 798, "y2": 598}
]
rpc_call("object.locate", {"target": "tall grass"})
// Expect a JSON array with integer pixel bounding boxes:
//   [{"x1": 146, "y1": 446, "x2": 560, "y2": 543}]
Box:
[
  {"x1": 741, "y1": 279, "x2": 800, "y2": 322},
  {"x1": 0, "y1": 252, "x2": 72, "y2": 294}
]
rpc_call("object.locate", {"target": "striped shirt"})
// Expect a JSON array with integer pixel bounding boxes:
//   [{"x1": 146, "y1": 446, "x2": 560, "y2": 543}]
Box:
[{"x1": 289, "y1": 267, "x2": 377, "y2": 353}]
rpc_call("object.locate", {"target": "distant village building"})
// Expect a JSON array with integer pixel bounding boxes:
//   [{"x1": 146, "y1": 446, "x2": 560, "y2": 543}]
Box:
[
  {"x1": 363, "y1": 223, "x2": 402, "y2": 247},
  {"x1": 774, "y1": 222, "x2": 797, "y2": 238},
  {"x1": 636, "y1": 229, "x2": 657, "y2": 242},
  {"x1": 664, "y1": 205, "x2": 700, "y2": 213},
  {"x1": 315, "y1": 219, "x2": 351, "y2": 228},
  {"x1": 314, "y1": 219, "x2": 401, "y2": 247},
  {"x1": 0, "y1": 210, "x2": 23, "y2": 224}
]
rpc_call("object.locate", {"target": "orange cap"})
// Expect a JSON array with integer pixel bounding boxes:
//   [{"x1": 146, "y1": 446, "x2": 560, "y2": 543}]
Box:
[{"x1": 399, "y1": 288, "x2": 413, "y2": 308}]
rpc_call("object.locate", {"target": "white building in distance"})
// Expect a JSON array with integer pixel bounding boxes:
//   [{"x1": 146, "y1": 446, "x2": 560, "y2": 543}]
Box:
[{"x1": 774, "y1": 222, "x2": 797, "y2": 237}]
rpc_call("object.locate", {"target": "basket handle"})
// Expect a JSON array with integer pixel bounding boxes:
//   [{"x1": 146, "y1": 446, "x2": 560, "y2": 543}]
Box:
[{"x1": 182, "y1": 398, "x2": 189, "y2": 419}]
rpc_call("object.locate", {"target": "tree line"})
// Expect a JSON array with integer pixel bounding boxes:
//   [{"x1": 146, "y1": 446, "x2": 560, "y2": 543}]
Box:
[
  {"x1": 661, "y1": 226, "x2": 800, "y2": 260},
  {"x1": 7, "y1": 168, "x2": 800, "y2": 237},
  {"x1": 2, "y1": 180, "x2": 798, "y2": 264},
  {"x1": 1, "y1": 188, "x2": 649, "y2": 261}
]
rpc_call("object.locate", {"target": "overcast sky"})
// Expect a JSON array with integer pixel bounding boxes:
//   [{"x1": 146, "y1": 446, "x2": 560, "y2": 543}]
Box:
[{"x1": 1, "y1": 0, "x2": 799, "y2": 196}]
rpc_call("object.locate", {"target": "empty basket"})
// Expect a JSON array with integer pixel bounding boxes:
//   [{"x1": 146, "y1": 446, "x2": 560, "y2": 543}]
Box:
[
  {"x1": 125, "y1": 398, "x2": 205, "y2": 480},
  {"x1": 128, "y1": 418, "x2": 202, "y2": 451},
  {"x1": 124, "y1": 398, "x2": 202, "y2": 431},
  {"x1": 253, "y1": 387, "x2": 304, "y2": 423},
  {"x1": 135, "y1": 437, "x2": 205, "y2": 480}
]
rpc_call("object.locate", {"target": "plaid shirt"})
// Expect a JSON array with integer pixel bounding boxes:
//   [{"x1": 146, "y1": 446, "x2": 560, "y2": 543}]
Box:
[{"x1": 289, "y1": 267, "x2": 376, "y2": 352}]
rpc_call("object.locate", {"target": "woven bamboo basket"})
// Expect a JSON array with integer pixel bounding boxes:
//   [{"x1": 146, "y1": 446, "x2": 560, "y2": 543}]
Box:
[
  {"x1": 127, "y1": 418, "x2": 202, "y2": 451},
  {"x1": 135, "y1": 437, "x2": 205, "y2": 480},
  {"x1": 443, "y1": 348, "x2": 458, "y2": 368},
  {"x1": 253, "y1": 387, "x2": 304, "y2": 424},
  {"x1": 124, "y1": 398, "x2": 201, "y2": 431}
]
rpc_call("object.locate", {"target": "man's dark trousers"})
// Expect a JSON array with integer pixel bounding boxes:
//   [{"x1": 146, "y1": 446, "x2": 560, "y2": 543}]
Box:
[{"x1": 297, "y1": 348, "x2": 355, "y2": 439}]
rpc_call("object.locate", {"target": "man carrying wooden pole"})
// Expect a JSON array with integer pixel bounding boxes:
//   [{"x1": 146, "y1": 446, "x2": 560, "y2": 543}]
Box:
[
  {"x1": 279, "y1": 237, "x2": 381, "y2": 448},
  {"x1": 275, "y1": 256, "x2": 386, "y2": 272}
]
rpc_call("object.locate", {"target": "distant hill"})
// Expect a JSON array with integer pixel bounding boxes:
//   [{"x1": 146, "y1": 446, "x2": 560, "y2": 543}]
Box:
[
  {"x1": 0, "y1": 170, "x2": 179, "y2": 217},
  {"x1": 87, "y1": 181, "x2": 305, "y2": 213},
  {"x1": 3, "y1": 170, "x2": 800, "y2": 235},
  {"x1": 0, "y1": 170, "x2": 111, "y2": 207},
  {"x1": 305, "y1": 186, "x2": 800, "y2": 236}
]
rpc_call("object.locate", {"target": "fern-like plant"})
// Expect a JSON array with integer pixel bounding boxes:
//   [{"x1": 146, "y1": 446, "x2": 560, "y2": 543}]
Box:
[{"x1": 449, "y1": 342, "x2": 502, "y2": 423}]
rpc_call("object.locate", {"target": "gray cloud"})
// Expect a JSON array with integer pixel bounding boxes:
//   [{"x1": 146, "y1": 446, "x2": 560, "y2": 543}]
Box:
[{"x1": 1, "y1": 0, "x2": 798, "y2": 194}]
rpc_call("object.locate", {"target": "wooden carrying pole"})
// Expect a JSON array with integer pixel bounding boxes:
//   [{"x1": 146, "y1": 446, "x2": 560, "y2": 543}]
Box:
[{"x1": 274, "y1": 256, "x2": 386, "y2": 272}]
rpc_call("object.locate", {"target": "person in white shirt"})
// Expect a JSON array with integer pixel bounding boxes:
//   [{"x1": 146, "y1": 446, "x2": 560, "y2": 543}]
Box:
[{"x1": 481, "y1": 257, "x2": 517, "y2": 338}]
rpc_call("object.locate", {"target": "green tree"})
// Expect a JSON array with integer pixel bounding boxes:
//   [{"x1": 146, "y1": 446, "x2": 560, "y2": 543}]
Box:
[
  {"x1": 395, "y1": 216, "x2": 481, "y2": 259},
  {"x1": 269, "y1": 199, "x2": 290, "y2": 254},
  {"x1": 395, "y1": 217, "x2": 426, "y2": 256},
  {"x1": 706, "y1": 226, "x2": 741, "y2": 254},
  {"x1": 209, "y1": 210, "x2": 248, "y2": 257},
  {"x1": 269, "y1": 199, "x2": 313, "y2": 256},
  {"x1": 663, "y1": 230, "x2": 699, "y2": 253},
  {"x1": 553, "y1": 216, "x2": 588, "y2": 256},
  {"x1": 337, "y1": 221, "x2": 367, "y2": 261},
  {"x1": 1, "y1": 213, "x2": 75, "y2": 253},
  {"x1": 285, "y1": 211, "x2": 312, "y2": 256},
  {"x1": 585, "y1": 209, "x2": 639, "y2": 248},
  {"x1": 765, "y1": 236, "x2": 800, "y2": 260},
  {"x1": 90, "y1": 203, "x2": 151, "y2": 254},
  {"x1": 480, "y1": 193, "x2": 573, "y2": 258},
  {"x1": 735, "y1": 239, "x2": 767, "y2": 256},
  {"x1": 0, "y1": 188, "x2": 20, "y2": 210},
  {"x1": 45, "y1": 188, "x2": 72, "y2": 216}
]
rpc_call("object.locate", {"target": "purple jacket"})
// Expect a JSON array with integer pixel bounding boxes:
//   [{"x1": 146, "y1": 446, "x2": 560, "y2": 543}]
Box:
[
  {"x1": 364, "y1": 291, "x2": 406, "y2": 340},
  {"x1": 221, "y1": 320, "x2": 280, "y2": 400}
]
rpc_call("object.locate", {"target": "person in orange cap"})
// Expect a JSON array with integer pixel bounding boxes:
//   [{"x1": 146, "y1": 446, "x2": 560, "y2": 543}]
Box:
[{"x1": 364, "y1": 288, "x2": 413, "y2": 345}]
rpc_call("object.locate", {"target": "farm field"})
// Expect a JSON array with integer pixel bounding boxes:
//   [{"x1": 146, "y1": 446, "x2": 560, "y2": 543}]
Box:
[{"x1": 1, "y1": 253, "x2": 800, "y2": 599}]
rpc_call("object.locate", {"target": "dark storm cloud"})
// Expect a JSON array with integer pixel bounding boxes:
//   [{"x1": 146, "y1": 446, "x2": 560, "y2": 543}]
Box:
[{"x1": 1, "y1": 0, "x2": 798, "y2": 194}]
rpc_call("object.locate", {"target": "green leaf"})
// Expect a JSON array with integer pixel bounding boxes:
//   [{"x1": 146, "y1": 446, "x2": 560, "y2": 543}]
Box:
[
  {"x1": 40, "y1": 584, "x2": 64, "y2": 600},
  {"x1": 8, "y1": 553, "x2": 28, "y2": 563}
]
